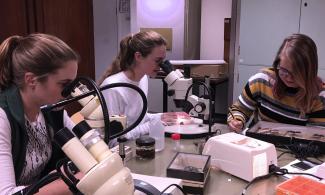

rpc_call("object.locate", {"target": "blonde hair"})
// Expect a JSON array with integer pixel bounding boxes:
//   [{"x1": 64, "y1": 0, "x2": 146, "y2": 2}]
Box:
[
  {"x1": 272, "y1": 34, "x2": 321, "y2": 114},
  {"x1": 97, "y1": 31, "x2": 166, "y2": 85}
]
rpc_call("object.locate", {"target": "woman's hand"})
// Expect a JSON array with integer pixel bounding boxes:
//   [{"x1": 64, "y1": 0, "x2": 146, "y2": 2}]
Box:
[{"x1": 228, "y1": 119, "x2": 244, "y2": 133}]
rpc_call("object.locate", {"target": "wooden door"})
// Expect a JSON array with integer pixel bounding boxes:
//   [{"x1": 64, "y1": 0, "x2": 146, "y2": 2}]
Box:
[
  {"x1": 0, "y1": 0, "x2": 95, "y2": 114},
  {"x1": 0, "y1": 0, "x2": 30, "y2": 41},
  {"x1": 33, "y1": 0, "x2": 95, "y2": 80}
]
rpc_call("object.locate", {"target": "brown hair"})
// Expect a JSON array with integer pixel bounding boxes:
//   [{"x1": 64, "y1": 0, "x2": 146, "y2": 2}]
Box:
[
  {"x1": 97, "y1": 31, "x2": 167, "y2": 85},
  {"x1": 0, "y1": 33, "x2": 79, "y2": 90},
  {"x1": 272, "y1": 33, "x2": 321, "y2": 114}
]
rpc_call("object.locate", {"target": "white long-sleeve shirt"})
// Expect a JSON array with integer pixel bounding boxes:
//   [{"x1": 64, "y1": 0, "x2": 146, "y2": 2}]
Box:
[
  {"x1": 0, "y1": 109, "x2": 75, "y2": 195},
  {"x1": 100, "y1": 72, "x2": 161, "y2": 140}
]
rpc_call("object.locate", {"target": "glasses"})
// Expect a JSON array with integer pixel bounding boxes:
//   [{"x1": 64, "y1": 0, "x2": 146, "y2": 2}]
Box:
[{"x1": 277, "y1": 66, "x2": 293, "y2": 78}]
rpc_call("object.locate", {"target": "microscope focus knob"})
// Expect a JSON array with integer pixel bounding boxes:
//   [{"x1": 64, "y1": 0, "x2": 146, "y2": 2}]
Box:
[{"x1": 194, "y1": 102, "x2": 206, "y2": 113}]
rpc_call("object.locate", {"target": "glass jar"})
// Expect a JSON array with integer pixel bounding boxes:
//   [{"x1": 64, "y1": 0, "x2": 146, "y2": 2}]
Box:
[{"x1": 136, "y1": 136, "x2": 155, "y2": 159}]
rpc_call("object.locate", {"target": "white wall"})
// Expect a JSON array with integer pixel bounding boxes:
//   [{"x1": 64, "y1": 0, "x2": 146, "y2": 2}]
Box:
[
  {"x1": 200, "y1": 0, "x2": 232, "y2": 114},
  {"x1": 93, "y1": 0, "x2": 130, "y2": 80},
  {"x1": 129, "y1": 0, "x2": 232, "y2": 113},
  {"x1": 200, "y1": 0, "x2": 232, "y2": 60},
  {"x1": 130, "y1": 0, "x2": 186, "y2": 112},
  {"x1": 117, "y1": 0, "x2": 131, "y2": 46},
  {"x1": 93, "y1": 0, "x2": 118, "y2": 80},
  {"x1": 130, "y1": 0, "x2": 185, "y2": 60}
]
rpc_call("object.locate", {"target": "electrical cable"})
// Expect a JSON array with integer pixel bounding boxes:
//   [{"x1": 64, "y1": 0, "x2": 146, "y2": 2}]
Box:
[
  {"x1": 285, "y1": 171, "x2": 323, "y2": 180},
  {"x1": 24, "y1": 172, "x2": 61, "y2": 195},
  {"x1": 273, "y1": 166, "x2": 323, "y2": 180},
  {"x1": 100, "y1": 83, "x2": 147, "y2": 139},
  {"x1": 63, "y1": 160, "x2": 79, "y2": 185},
  {"x1": 301, "y1": 157, "x2": 321, "y2": 166},
  {"x1": 277, "y1": 151, "x2": 291, "y2": 160},
  {"x1": 41, "y1": 82, "x2": 147, "y2": 140},
  {"x1": 159, "y1": 183, "x2": 187, "y2": 195},
  {"x1": 276, "y1": 149, "x2": 323, "y2": 167},
  {"x1": 36, "y1": 80, "x2": 148, "y2": 194},
  {"x1": 241, "y1": 171, "x2": 274, "y2": 195},
  {"x1": 55, "y1": 158, "x2": 81, "y2": 194},
  {"x1": 60, "y1": 76, "x2": 111, "y2": 144},
  {"x1": 184, "y1": 81, "x2": 213, "y2": 140},
  {"x1": 241, "y1": 164, "x2": 323, "y2": 195},
  {"x1": 276, "y1": 141, "x2": 322, "y2": 159},
  {"x1": 21, "y1": 160, "x2": 81, "y2": 195}
]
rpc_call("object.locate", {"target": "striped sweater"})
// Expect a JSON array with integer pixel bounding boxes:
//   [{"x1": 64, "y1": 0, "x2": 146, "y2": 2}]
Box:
[{"x1": 228, "y1": 68, "x2": 325, "y2": 127}]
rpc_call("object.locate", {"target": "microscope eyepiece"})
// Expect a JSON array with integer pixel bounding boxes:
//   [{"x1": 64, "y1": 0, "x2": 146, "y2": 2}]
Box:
[
  {"x1": 72, "y1": 121, "x2": 92, "y2": 139},
  {"x1": 159, "y1": 60, "x2": 173, "y2": 74},
  {"x1": 54, "y1": 127, "x2": 75, "y2": 147},
  {"x1": 61, "y1": 79, "x2": 80, "y2": 97}
]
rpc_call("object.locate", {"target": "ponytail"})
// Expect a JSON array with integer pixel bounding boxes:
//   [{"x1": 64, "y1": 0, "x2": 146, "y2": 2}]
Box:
[
  {"x1": 97, "y1": 35, "x2": 133, "y2": 85},
  {"x1": 98, "y1": 31, "x2": 166, "y2": 85},
  {"x1": 0, "y1": 36, "x2": 22, "y2": 91}
]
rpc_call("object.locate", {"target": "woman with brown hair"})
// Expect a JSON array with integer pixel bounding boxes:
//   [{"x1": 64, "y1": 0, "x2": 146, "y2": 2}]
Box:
[
  {"x1": 228, "y1": 33, "x2": 325, "y2": 132},
  {"x1": 0, "y1": 33, "x2": 79, "y2": 194},
  {"x1": 98, "y1": 31, "x2": 167, "y2": 140}
]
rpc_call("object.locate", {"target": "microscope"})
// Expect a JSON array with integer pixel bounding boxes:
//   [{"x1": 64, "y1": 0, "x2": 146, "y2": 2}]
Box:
[
  {"x1": 54, "y1": 122, "x2": 134, "y2": 195},
  {"x1": 34, "y1": 78, "x2": 169, "y2": 195},
  {"x1": 159, "y1": 60, "x2": 212, "y2": 122},
  {"x1": 70, "y1": 83, "x2": 127, "y2": 134}
]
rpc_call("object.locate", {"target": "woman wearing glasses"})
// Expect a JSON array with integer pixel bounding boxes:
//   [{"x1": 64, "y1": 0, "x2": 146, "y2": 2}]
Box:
[{"x1": 228, "y1": 34, "x2": 325, "y2": 132}]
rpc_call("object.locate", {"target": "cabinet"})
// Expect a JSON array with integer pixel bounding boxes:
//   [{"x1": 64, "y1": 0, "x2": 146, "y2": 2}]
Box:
[
  {"x1": 300, "y1": 0, "x2": 325, "y2": 76},
  {"x1": 234, "y1": 0, "x2": 325, "y2": 99}
]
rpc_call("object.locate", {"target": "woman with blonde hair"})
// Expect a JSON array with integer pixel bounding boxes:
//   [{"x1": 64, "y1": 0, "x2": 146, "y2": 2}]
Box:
[{"x1": 98, "y1": 31, "x2": 167, "y2": 140}]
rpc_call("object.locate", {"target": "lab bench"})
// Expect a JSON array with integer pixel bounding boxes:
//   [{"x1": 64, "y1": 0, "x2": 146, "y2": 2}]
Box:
[{"x1": 125, "y1": 126, "x2": 325, "y2": 195}]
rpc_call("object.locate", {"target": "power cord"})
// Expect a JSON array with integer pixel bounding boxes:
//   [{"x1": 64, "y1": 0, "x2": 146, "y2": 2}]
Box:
[
  {"x1": 288, "y1": 142, "x2": 321, "y2": 159},
  {"x1": 276, "y1": 142, "x2": 322, "y2": 159},
  {"x1": 241, "y1": 164, "x2": 323, "y2": 195},
  {"x1": 241, "y1": 171, "x2": 274, "y2": 195},
  {"x1": 268, "y1": 164, "x2": 323, "y2": 180},
  {"x1": 159, "y1": 183, "x2": 187, "y2": 195},
  {"x1": 55, "y1": 158, "x2": 81, "y2": 194},
  {"x1": 23, "y1": 172, "x2": 61, "y2": 195},
  {"x1": 277, "y1": 151, "x2": 291, "y2": 160},
  {"x1": 15, "y1": 158, "x2": 82, "y2": 195},
  {"x1": 275, "y1": 142, "x2": 324, "y2": 165}
]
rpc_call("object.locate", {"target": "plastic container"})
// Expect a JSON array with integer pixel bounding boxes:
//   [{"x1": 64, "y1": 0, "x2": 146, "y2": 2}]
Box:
[
  {"x1": 276, "y1": 176, "x2": 325, "y2": 195},
  {"x1": 171, "y1": 133, "x2": 181, "y2": 152},
  {"x1": 136, "y1": 136, "x2": 155, "y2": 159},
  {"x1": 149, "y1": 119, "x2": 165, "y2": 152}
]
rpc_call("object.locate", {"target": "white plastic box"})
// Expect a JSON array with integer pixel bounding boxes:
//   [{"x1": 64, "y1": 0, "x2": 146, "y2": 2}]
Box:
[{"x1": 203, "y1": 132, "x2": 277, "y2": 181}]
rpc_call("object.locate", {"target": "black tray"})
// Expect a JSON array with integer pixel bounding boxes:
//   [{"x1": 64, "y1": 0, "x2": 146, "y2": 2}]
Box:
[
  {"x1": 167, "y1": 152, "x2": 210, "y2": 182},
  {"x1": 246, "y1": 121, "x2": 325, "y2": 154}
]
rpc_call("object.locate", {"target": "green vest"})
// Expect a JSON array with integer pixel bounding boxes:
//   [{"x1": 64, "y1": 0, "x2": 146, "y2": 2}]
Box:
[{"x1": 0, "y1": 85, "x2": 65, "y2": 182}]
